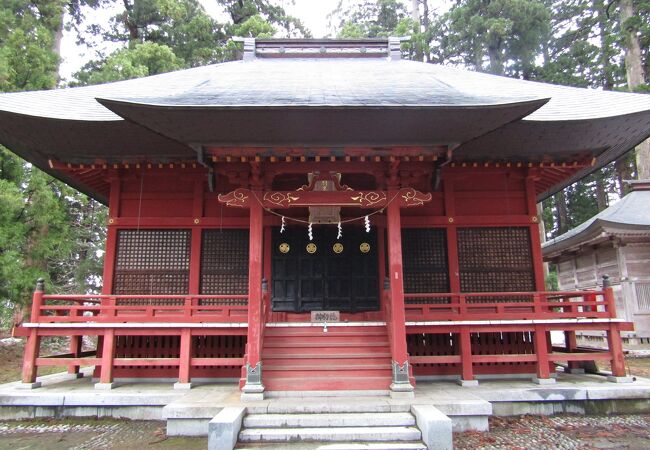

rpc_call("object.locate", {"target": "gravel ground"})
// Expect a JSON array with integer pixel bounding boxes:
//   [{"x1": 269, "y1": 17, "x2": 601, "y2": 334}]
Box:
[
  {"x1": 1, "y1": 415, "x2": 649, "y2": 449},
  {"x1": 0, "y1": 419, "x2": 205, "y2": 449},
  {"x1": 455, "y1": 414, "x2": 650, "y2": 450}
]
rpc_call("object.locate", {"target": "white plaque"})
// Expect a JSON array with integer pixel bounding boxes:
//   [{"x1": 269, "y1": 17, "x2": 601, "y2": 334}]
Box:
[{"x1": 311, "y1": 311, "x2": 340, "y2": 322}]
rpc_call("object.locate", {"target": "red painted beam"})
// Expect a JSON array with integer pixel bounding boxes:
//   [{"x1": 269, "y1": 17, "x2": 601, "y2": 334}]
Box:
[
  {"x1": 218, "y1": 188, "x2": 432, "y2": 209},
  {"x1": 548, "y1": 352, "x2": 612, "y2": 362}
]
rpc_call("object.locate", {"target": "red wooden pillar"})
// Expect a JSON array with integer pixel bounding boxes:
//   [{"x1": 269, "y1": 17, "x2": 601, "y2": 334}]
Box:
[
  {"x1": 242, "y1": 193, "x2": 265, "y2": 397},
  {"x1": 564, "y1": 329, "x2": 583, "y2": 373},
  {"x1": 525, "y1": 174, "x2": 546, "y2": 292},
  {"x1": 386, "y1": 196, "x2": 413, "y2": 396},
  {"x1": 377, "y1": 225, "x2": 387, "y2": 314},
  {"x1": 263, "y1": 226, "x2": 272, "y2": 323},
  {"x1": 176, "y1": 328, "x2": 193, "y2": 388},
  {"x1": 21, "y1": 279, "x2": 44, "y2": 387},
  {"x1": 458, "y1": 326, "x2": 477, "y2": 386},
  {"x1": 97, "y1": 329, "x2": 116, "y2": 389},
  {"x1": 607, "y1": 322, "x2": 627, "y2": 378},
  {"x1": 68, "y1": 335, "x2": 82, "y2": 377},
  {"x1": 533, "y1": 325, "x2": 555, "y2": 384}
]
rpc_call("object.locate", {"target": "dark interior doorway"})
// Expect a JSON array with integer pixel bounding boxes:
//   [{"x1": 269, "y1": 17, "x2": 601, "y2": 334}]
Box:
[{"x1": 271, "y1": 226, "x2": 379, "y2": 312}]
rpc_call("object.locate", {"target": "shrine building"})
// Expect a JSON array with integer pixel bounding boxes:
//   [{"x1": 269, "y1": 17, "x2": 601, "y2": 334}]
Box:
[{"x1": 3, "y1": 38, "x2": 650, "y2": 398}]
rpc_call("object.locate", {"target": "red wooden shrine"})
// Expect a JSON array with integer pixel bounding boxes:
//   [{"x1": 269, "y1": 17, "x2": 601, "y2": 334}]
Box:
[{"x1": 4, "y1": 38, "x2": 649, "y2": 396}]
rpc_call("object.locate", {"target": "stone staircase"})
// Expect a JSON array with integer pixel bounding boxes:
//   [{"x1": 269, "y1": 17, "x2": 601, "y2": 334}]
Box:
[
  {"x1": 236, "y1": 410, "x2": 426, "y2": 449},
  {"x1": 261, "y1": 325, "x2": 393, "y2": 391}
]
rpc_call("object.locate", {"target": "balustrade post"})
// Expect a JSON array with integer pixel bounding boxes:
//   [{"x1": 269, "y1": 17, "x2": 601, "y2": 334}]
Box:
[
  {"x1": 30, "y1": 278, "x2": 44, "y2": 323},
  {"x1": 386, "y1": 197, "x2": 414, "y2": 398},
  {"x1": 20, "y1": 279, "x2": 45, "y2": 388},
  {"x1": 602, "y1": 275, "x2": 617, "y2": 318}
]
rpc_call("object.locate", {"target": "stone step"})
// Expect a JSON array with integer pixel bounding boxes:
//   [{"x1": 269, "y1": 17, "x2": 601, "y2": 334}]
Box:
[
  {"x1": 239, "y1": 426, "x2": 422, "y2": 443},
  {"x1": 244, "y1": 412, "x2": 416, "y2": 428},
  {"x1": 236, "y1": 442, "x2": 427, "y2": 449}
]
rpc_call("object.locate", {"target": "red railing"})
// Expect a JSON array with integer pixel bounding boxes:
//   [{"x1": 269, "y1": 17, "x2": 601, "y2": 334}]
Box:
[
  {"x1": 404, "y1": 290, "x2": 616, "y2": 322},
  {"x1": 30, "y1": 294, "x2": 249, "y2": 323}
]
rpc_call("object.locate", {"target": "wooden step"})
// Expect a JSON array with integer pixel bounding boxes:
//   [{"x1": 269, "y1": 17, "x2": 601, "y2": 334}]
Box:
[
  {"x1": 263, "y1": 376, "x2": 392, "y2": 391},
  {"x1": 264, "y1": 335, "x2": 389, "y2": 344},
  {"x1": 265, "y1": 359, "x2": 390, "y2": 367},
  {"x1": 264, "y1": 341, "x2": 389, "y2": 348},
  {"x1": 263, "y1": 348, "x2": 390, "y2": 358},
  {"x1": 265, "y1": 370, "x2": 392, "y2": 379},
  {"x1": 264, "y1": 329, "x2": 388, "y2": 337}
]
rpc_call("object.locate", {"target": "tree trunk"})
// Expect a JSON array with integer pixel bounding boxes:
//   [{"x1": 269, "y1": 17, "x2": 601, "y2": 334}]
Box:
[
  {"x1": 620, "y1": 0, "x2": 650, "y2": 179},
  {"x1": 555, "y1": 191, "x2": 569, "y2": 234},
  {"x1": 411, "y1": 0, "x2": 419, "y2": 21},
  {"x1": 594, "y1": 171, "x2": 608, "y2": 211},
  {"x1": 595, "y1": 0, "x2": 614, "y2": 90}
]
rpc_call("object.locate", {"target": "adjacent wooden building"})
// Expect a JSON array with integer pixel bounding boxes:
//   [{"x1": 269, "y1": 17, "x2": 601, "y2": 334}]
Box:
[
  {"x1": 543, "y1": 180, "x2": 650, "y2": 345},
  {"x1": 3, "y1": 38, "x2": 650, "y2": 397}
]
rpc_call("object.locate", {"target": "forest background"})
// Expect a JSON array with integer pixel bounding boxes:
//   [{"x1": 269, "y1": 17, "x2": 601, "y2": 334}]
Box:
[{"x1": 1, "y1": 0, "x2": 649, "y2": 328}]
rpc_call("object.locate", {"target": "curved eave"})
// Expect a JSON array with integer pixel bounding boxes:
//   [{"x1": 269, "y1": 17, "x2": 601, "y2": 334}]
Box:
[
  {"x1": 455, "y1": 109, "x2": 650, "y2": 200},
  {"x1": 543, "y1": 219, "x2": 650, "y2": 259},
  {"x1": 0, "y1": 110, "x2": 195, "y2": 202},
  {"x1": 95, "y1": 98, "x2": 549, "y2": 148}
]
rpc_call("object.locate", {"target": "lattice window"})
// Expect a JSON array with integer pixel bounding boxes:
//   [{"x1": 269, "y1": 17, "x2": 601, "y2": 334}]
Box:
[
  {"x1": 636, "y1": 282, "x2": 650, "y2": 311},
  {"x1": 457, "y1": 227, "x2": 535, "y2": 301},
  {"x1": 200, "y1": 229, "x2": 249, "y2": 305},
  {"x1": 113, "y1": 229, "x2": 191, "y2": 295},
  {"x1": 402, "y1": 228, "x2": 450, "y2": 304}
]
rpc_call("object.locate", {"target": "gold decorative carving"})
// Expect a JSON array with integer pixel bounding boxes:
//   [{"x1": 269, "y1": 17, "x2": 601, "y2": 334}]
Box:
[
  {"x1": 333, "y1": 243, "x2": 344, "y2": 254},
  {"x1": 264, "y1": 192, "x2": 300, "y2": 207},
  {"x1": 279, "y1": 243, "x2": 290, "y2": 253},
  {"x1": 217, "y1": 188, "x2": 249, "y2": 208},
  {"x1": 400, "y1": 188, "x2": 432, "y2": 207},
  {"x1": 306, "y1": 243, "x2": 317, "y2": 254},
  {"x1": 360, "y1": 242, "x2": 370, "y2": 253},
  {"x1": 350, "y1": 191, "x2": 387, "y2": 207}
]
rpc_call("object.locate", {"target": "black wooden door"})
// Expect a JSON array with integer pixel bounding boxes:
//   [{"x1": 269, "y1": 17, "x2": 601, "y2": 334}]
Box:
[{"x1": 271, "y1": 226, "x2": 378, "y2": 312}]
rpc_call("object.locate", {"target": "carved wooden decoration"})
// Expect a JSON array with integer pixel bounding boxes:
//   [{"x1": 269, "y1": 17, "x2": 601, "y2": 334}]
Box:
[{"x1": 217, "y1": 187, "x2": 432, "y2": 209}]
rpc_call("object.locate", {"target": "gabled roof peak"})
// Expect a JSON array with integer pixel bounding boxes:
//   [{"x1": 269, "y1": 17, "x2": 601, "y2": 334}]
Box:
[{"x1": 232, "y1": 37, "x2": 408, "y2": 61}]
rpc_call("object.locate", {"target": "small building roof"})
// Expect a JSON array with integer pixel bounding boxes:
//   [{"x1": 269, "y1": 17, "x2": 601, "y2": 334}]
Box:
[
  {"x1": 543, "y1": 181, "x2": 650, "y2": 258},
  {"x1": 1, "y1": 38, "x2": 650, "y2": 202}
]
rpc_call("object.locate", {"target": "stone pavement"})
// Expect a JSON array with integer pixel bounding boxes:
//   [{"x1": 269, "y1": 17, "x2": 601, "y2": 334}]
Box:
[{"x1": 0, "y1": 414, "x2": 649, "y2": 449}]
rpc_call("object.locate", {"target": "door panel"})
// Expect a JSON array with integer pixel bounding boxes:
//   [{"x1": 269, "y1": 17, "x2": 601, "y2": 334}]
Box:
[{"x1": 272, "y1": 226, "x2": 378, "y2": 312}]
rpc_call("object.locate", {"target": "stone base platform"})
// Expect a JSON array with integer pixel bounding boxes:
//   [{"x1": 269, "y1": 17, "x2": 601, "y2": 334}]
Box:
[{"x1": 1, "y1": 369, "x2": 649, "y2": 439}]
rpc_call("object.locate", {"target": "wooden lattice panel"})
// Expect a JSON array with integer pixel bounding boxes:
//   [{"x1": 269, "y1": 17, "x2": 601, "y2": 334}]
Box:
[
  {"x1": 200, "y1": 229, "x2": 249, "y2": 305},
  {"x1": 109, "y1": 334, "x2": 246, "y2": 379},
  {"x1": 407, "y1": 331, "x2": 537, "y2": 376},
  {"x1": 402, "y1": 228, "x2": 450, "y2": 304},
  {"x1": 457, "y1": 227, "x2": 535, "y2": 299},
  {"x1": 113, "y1": 229, "x2": 191, "y2": 295}
]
